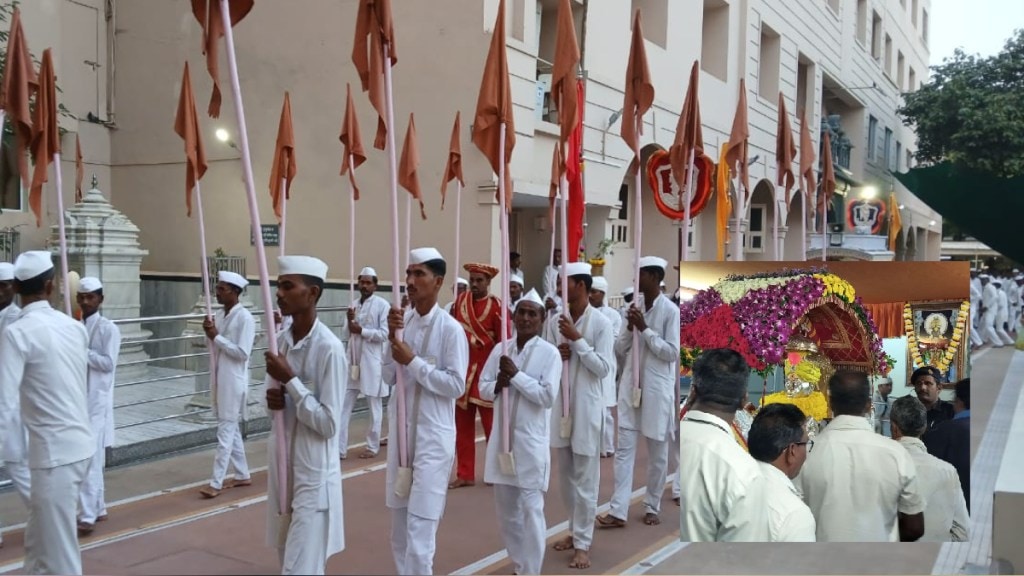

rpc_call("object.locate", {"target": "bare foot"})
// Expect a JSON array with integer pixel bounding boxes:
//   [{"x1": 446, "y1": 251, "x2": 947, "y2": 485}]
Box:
[
  {"x1": 643, "y1": 512, "x2": 661, "y2": 526},
  {"x1": 552, "y1": 535, "x2": 574, "y2": 551},
  {"x1": 448, "y1": 478, "x2": 475, "y2": 489},
  {"x1": 568, "y1": 549, "x2": 591, "y2": 569}
]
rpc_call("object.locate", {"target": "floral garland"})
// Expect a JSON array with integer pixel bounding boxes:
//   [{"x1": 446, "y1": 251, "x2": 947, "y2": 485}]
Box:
[
  {"x1": 761, "y1": 390, "x2": 829, "y2": 421},
  {"x1": 785, "y1": 357, "x2": 822, "y2": 384},
  {"x1": 903, "y1": 300, "x2": 970, "y2": 374}
]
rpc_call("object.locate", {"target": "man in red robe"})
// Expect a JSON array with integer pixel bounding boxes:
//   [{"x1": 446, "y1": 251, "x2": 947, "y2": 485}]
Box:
[{"x1": 450, "y1": 263, "x2": 511, "y2": 488}]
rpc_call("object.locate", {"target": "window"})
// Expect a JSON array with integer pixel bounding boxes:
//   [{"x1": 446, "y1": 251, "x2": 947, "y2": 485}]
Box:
[
  {"x1": 797, "y1": 57, "x2": 813, "y2": 115},
  {"x1": 867, "y1": 116, "x2": 878, "y2": 160},
  {"x1": 884, "y1": 127, "x2": 893, "y2": 169},
  {"x1": 908, "y1": 67, "x2": 917, "y2": 92},
  {"x1": 922, "y1": 9, "x2": 929, "y2": 44},
  {"x1": 758, "y1": 22, "x2": 781, "y2": 101},
  {"x1": 746, "y1": 204, "x2": 766, "y2": 252},
  {"x1": 701, "y1": 0, "x2": 729, "y2": 80},
  {"x1": 895, "y1": 141, "x2": 903, "y2": 171},
  {"x1": 884, "y1": 34, "x2": 893, "y2": 77},
  {"x1": 0, "y1": 177, "x2": 24, "y2": 212},
  {"x1": 912, "y1": 0, "x2": 919, "y2": 27},
  {"x1": 632, "y1": 0, "x2": 668, "y2": 48},
  {"x1": 856, "y1": 0, "x2": 868, "y2": 45},
  {"x1": 827, "y1": 0, "x2": 840, "y2": 14},
  {"x1": 871, "y1": 12, "x2": 883, "y2": 60},
  {"x1": 906, "y1": 149, "x2": 914, "y2": 169},
  {"x1": 536, "y1": 0, "x2": 582, "y2": 123},
  {"x1": 897, "y1": 51, "x2": 905, "y2": 90},
  {"x1": 509, "y1": 0, "x2": 526, "y2": 42},
  {"x1": 612, "y1": 183, "x2": 630, "y2": 245}
]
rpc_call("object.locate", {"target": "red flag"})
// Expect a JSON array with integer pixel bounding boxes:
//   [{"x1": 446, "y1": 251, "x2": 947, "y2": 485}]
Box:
[
  {"x1": 398, "y1": 113, "x2": 426, "y2": 220},
  {"x1": 269, "y1": 92, "x2": 297, "y2": 220},
  {"x1": 819, "y1": 131, "x2": 836, "y2": 215},
  {"x1": 339, "y1": 83, "x2": 366, "y2": 200},
  {"x1": 352, "y1": 0, "x2": 397, "y2": 150},
  {"x1": 28, "y1": 49, "x2": 59, "y2": 228},
  {"x1": 799, "y1": 109, "x2": 817, "y2": 206},
  {"x1": 776, "y1": 92, "x2": 797, "y2": 202},
  {"x1": 440, "y1": 111, "x2": 463, "y2": 210},
  {"x1": 191, "y1": 0, "x2": 254, "y2": 118},
  {"x1": 472, "y1": 0, "x2": 515, "y2": 210},
  {"x1": 1, "y1": 7, "x2": 38, "y2": 191},
  {"x1": 75, "y1": 135, "x2": 84, "y2": 203},
  {"x1": 621, "y1": 9, "x2": 653, "y2": 168},
  {"x1": 174, "y1": 62, "x2": 209, "y2": 217},
  {"x1": 724, "y1": 79, "x2": 750, "y2": 198},
  {"x1": 551, "y1": 0, "x2": 580, "y2": 147},
  {"x1": 566, "y1": 80, "x2": 585, "y2": 262},
  {"x1": 670, "y1": 61, "x2": 704, "y2": 195}
]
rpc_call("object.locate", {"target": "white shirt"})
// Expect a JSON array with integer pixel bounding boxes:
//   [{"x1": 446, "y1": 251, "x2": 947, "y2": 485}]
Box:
[
  {"x1": 996, "y1": 289, "x2": 1009, "y2": 321},
  {"x1": 898, "y1": 437, "x2": 969, "y2": 542},
  {"x1": 797, "y1": 415, "x2": 925, "y2": 542},
  {"x1": 84, "y1": 312, "x2": 121, "y2": 447},
  {"x1": 756, "y1": 462, "x2": 817, "y2": 542},
  {"x1": 264, "y1": 319, "x2": 346, "y2": 556},
  {"x1": 479, "y1": 335, "x2": 560, "y2": 491},
  {"x1": 383, "y1": 303, "x2": 469, "y2": 520},
  {"x1": 542, "y1": 265, "x2": 559, "y2": 299},
  {"x1": 0, "y1": 301, "x2": 94, "y2": 469},
  {"x1": 348, "y1": 294, "x2": 391, "y2": 397},
  {"x1": 0, "y1": 302, "x2": 26, "y2": 463},
  {"x1": 678, "y1": 410, "x2": 770, "y2": 542},
  {"x1": 212, "y1": 304, "x2": 256, "y2": 422},
  {"x1": 543, "y1": 305, "x2": 613, "y2": 457},
  {"x1": 615, "y1": 294, "x2": 681, "y2": 442},
  {"x1": 982, "y1": 283, "x2": 998, "y2": 314},
  {"x1": 597, "y1": 305, "x2": 622, "y2": 408}
]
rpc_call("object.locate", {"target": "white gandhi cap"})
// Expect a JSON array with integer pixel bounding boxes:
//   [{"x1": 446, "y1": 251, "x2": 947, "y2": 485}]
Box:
[
  {"x1": 638, "y1": 256, "x2": 669, "y2": 270},
  {"x1": 13, "y1": 251, "x2": 53, "y2": 281},
  {"x1": 510, "y1": 274, "x2": 524, "y2": 287},
  {"x1": 278, "y1": 255, "x2": 329, "y2": 281},
  {"x1": 591, "y1": 276, "x2": 609, "y2": 292},
  {"x1": 409, "y1": 247, "x2": 444, "y2": 264},
  {"x1": 621, "y1": 286, "x2": 634, "y2": 296},
  {"x1": 78, "y1": 277, "x2": 103, "y2": 293},
  {"x1": 217, "y1": 271, "x2": 247, "y2": 290},
  {"x1": 359, "y1": 266, "x2": 378, "y2": 278},
  {"x1": 456, "y1": 277, "x2": 468, "y2": 286},
  {"x1": 561, "y1": 262, "x2": 592, "y2": 277},
  {"x1": 0, "y1": 262, "x2": 13, "y2": 281},
  {"x1": 515, "y1": 288, "x2": 545, "y2": 310}
]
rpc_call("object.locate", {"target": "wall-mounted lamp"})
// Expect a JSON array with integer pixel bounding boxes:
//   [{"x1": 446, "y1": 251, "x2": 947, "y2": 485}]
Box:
[
  {"x1": 929, "y1": 220, "x2": 937, "y2": 227},
  {"x1": 215, "y1": 128, "x2": 239, "y2": 150},
  {"x1": 859, "y1": 186, "x2": 878, "y2": 200},
  {"x1": 898, "y1": 204, "x2": 906, "y2": 210}
]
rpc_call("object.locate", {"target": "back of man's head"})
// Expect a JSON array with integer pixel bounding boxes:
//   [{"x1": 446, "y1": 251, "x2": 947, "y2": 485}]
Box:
[
  {"x1": 955, "y1": 378, "x2": 970, "y2": 411},
  {"x1": 828, "y1": 370, "x2": 871, "y2": 417},
  {"x1": 890, "y1": 396, "x2": 928, "y2": 438},
  {"x1": 691, "y1": 348, "x2": 750, "y2": 412},
  {"x1": 748, "y1": 404, "x2": 807, "y2": 463},
  {"x1": 14, "y1": 269, "x2": 55, "y2": 297}
]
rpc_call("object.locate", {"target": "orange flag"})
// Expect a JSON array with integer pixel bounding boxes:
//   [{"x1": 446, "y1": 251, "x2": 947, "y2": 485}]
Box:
[
  {"x1": 819, "y1": 131, "x2": 836, "y2": 217},
  {"x1": 440, "y1": 111, "x2": 463, "y2": 210},
  {"x1": 28, "y1": 49, "x2": 59, "y2": 228},
  {"x1": 191, "y1": 0, "x2": 254, "y2": 118},
  {"x1": 174, "y1": 62, "x2": 209, "y2": 217},
  {"x1": 339, "y1": 83, "x2": 367, "y2": 200},
  {"x1": 621, "y1": 9, "x2": 653, "y2": 171},
  {"x1": 776, "y1": 92, "x2": 797, "y2": 202},
  {"x1": 1, "y1": 7, "x2": 38, "y2": 191},
  {"x1": 269, "y1": 92, "x2": 297, "y2": 221},
  {"x1": 75, "y1": 135, "x2": 84, "y2": 203},
  {"x1": 548, "y1": 144, "x2": 562, "y2": 224},
  {"x1": 352, "y1": 0, "x2": 397, "y2": 150},
  {"x1": 398, "y1": 113, "x2": 426, "y2": 220},
  {"x1": 888, "y1": 192, "x2": 902, "y2": 251},
  {"x1": 724, "y1": 79, "x2": 750, "y2": 199},
  {"x1": 551, "y1": 0, "x2": 580, "y2": 147},
  {"x1": 670, "y1": 61, "x2": 704, "y2": 195},
  {"x1": 799, "y1": 110, "x2": 817, "y2": 207},
  {"x1": 472, "y1": 0, "x2": 516, "y2": 210}
]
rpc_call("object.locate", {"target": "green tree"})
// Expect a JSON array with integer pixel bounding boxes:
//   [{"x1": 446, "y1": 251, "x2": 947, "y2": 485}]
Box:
[{"x1": 898, "y1": 29, "x2": 1024, "y2": 178}]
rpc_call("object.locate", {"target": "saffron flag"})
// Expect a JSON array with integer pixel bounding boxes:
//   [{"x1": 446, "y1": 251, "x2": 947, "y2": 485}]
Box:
[
  {"x1": 888, "y1": 192, "x2": 902, "y2": 251},
  {"x1": 776, "y1": 92, "x2": 797, "y2": 203},
  {"x1": 621, "y1": 9, "x2": 653, "y2": 170},
  {"x1": 566, "y1": 79, "x2": 585, "y2": 262},
  {"x1": 352, "y1": 0, "x2": 397, "y2": 150},
  {"x1": 28, "y1": 49, "x2": 59, "y2": 228},
  {"x1": 716, "y1": 146, "x2": 733, "y2": 261},
  {"x1": 75, "y1": 135, "x2": 84, "y2": 203},
  {"x1": 548, "y1": 144, "x2": 561, "y2": 228},
  {"x1": 670, "y1": 61, "x2": 704, "y2": 197},
  {"x1": 724, "y1": 79, "x2": 750, "y2": 199},
  {"x1": 174, "y1": 62, "x2": 209, "y2": 217},
  {"x1": 799, "y1": 109, "x2": 817, "y2": 208},
  {"x1": 398, "y1": 113, "x2": 426, "y2": 220},
  {"x1": 269, "y1": 92, "x2": 297, "y2": 220},
  {"x1": 191, "y1": 0, "x2": 254, "y2": 118},
  {"x1": 1, "y1": 7, "x2": 38, "y2": 191},
  {"x1": 471, "y1": 0, "x2": 515, "y2": 210},
  {"x1": 440, "y1": 111, "x2": 463, "y2": 209},
  {"x1": 551, "y1": 0, "x2": 580, "y2": 147},
  {"x1": 339, "y1": 83, "x2": 367, "y2": 200}
]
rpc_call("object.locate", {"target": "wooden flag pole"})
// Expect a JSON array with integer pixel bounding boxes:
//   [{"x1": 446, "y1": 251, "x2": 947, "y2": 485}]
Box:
[
  {"x1": 630, "y1": 116, "x2": 644, "y2": 405},
  {"x1": 453, "y1": 180, "x2": 462, "y2": 303},
  {"x1": 218, "y1": 0, "x2": 287, "y2": 516},
  {"x1": 774, "y1": 162, "x2": 781, "y2": 261},
  {"x1": 680, "y1": 150, "x2": 695, "y2": 261},
  {"x1": 280, "y1": 177, "x2": 288, "y2": 256},
  {"x1": 404, "y1": 194, "x2": 411, "y2": 274},
  {"x1": 802, "y1": 190, "x2": 808, "y2": 260},
  {"x1": 498, "y1": 123, "x2": 511, "y2": 456},
  {"x1": 194, "y1": 180, "x2": 217, "y2": 397},
  {"x1": 559, "y1": 146, "x2": 571, "y2": 425},
  {"x1": 821, "y1": 190, "x2": 827, "y2": 262},
  {"x1": 348, "y1": 155, "x2": 356, "y2": 306},
  {"x1": 52, "y1": 152, "x2": 72, "y2": 315}
]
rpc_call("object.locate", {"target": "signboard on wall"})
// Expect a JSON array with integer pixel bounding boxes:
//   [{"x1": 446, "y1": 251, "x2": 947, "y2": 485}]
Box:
[{"x1": 251, "y1": 224, "x2": 280, "y2": 247}]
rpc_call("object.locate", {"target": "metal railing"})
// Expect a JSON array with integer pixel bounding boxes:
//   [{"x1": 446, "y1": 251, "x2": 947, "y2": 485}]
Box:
[{"x1": 0, "y1": 227, "x2": 20, "y2": 262}]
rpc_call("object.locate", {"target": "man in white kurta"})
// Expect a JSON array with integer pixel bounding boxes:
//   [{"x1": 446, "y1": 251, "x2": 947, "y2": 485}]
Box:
[
  {"x1": 599, "y1": 258, "x2": 679, "y2": 529},
  {"x1": 75, "y1": 277, "x2": 122, "y2": 535},
  {"x1": 201, "y1": 271, "x2": 255, "y2": 499},
  {"x1": 339, "y1": 267, "x2": 390, "y2": 459},
  {"x1": 994, "y1": 280, "x2": 1014, "y2": 344},
  {"x1": 0, "y1": 252, "x2": 94, "y2": 574},
  {"x1": 589, "y1": 276, "x2": 621, "y2": 458},
  {"x1": 479, "y1": 289, "x2": 559, "y2": 576},
  {"x1": 544, "y1": 262, "x2": 613, "y2": 570},
  {"x1": 980, "y1": 275, "x2": 1009, "y2": 346},
  {"x1": 264, "y1": 256, "x2": 345, "y2": 575},
  {"x1": 747, "y1": 404, "x2": 816, "y2": 542},
  {"x1": 0, "y1": 261, "x2": 29, "y2": 548},
  {"x1": 1013, "y1": 275, "x2": 1024, "y2": 331},
  {"x1": 798, "y1": 371, "x2": 925, "y2": 542},
  {"x1": 969, "y1": 272, "x2": 984, "y2": 348},
  {"x1": 508, "y1": 273, "x2": 524, "y2": 314},
  {"x1": 443, "y1": 277, "x2": 468, "y2": 314},
  {"x1": 890, "y1": 396, "x2": 969, "y2": 542},
  {"x1": 542, "y1": 248, "x2": 561, "y2": 302},
  {"x1": 383, "y1": 247, "x2": 469, "y2": 576}
]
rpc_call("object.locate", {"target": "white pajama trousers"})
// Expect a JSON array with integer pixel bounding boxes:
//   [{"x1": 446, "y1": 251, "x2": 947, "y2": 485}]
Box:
[
  {"x1": 391, "y1": 507, "x2": 441, "y2": 575},
  {"x1": 78, "y1": 424, "x2": 108, "y2": 524},
  {"x1": 602, "y1": 408, "x2": 616, "y2": 455},
  {"x1": 555, "y1": 448, "x2": 600, "y2": 551},
  {"x1": 668, "y1": 431, "x2": 681, "y2": 499},
  {"x1": 0, "y1": 459, "x2": 31, "y2": 547},
  {"x1": 969, "y1": 304, "x2": 984, "y2": 347},
  {"x1": 494, "y1": 484, "x2": 546, "y2": 576},
  {"x1": 338, "y1": 389, "x2": 383, "y2": 456},
  {"x1": 608, "y1": 428, "x2": 669, "y2": 520},
  {"x1": 277, "y1": 510, "x2": 330, "y2": 575},
  {"x1": 25, "y1": 458, "x2": 90, "y2": 576},
  {"x1": 210, "y1": 419, "x2": 250, "y2": 490}
]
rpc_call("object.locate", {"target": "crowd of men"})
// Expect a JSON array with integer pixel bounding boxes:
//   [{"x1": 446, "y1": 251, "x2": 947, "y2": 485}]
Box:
[{"x1": 970, "y1": 268, "x2": 1022, "y2": 349}]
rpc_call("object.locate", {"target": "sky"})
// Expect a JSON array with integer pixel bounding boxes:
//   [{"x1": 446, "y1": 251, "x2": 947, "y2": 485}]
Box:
[{"x1": 929, "y1": 0, "x2": 1024, "y2": 65}]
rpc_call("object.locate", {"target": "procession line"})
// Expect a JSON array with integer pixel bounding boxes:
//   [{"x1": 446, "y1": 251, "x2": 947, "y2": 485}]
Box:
[{"x1": 617, "y1": 539, "x2": 689, "y2": 575}]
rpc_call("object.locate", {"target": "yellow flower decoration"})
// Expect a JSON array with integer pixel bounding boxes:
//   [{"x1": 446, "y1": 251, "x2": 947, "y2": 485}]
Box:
[
  {"x1": 785, "y1": 358, "x2": 822, "y2": 385},
  {"x1": 762, "y1": 390, "x2": 829, "y2": 421},
  {"x1": 813, "y1": 273, "x2": 856, "y2": 302}
]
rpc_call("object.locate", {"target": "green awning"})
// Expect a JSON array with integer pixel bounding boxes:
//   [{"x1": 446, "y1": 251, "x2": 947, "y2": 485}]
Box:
[{"x1": 893, "y1": 162, "x2": 1024, "y2": 263}]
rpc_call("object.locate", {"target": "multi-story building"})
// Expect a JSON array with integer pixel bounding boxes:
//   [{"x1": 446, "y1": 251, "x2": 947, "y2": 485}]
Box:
[{"x1": 2, "y1": 0, "x2": 941, "y2": 309}]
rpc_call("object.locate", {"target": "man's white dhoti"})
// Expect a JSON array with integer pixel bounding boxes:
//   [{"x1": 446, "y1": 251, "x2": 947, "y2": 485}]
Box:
[
  {"x1": 610, "y1": 428, "x2": 669, "y2": 517},
  {"x1": 494, "y1": 484, "x2": 546, "y2": 576},
  {"x1": 25, "y1": 458, "x2": 90, "y2": 575},
  {"x1": 390, "y1": 508, "x2": 441, "y2": 576},
  {"x1": 211, "y1": 420, "x2": 248, "y2": 488},
  {"x1": 338, "y1": 389, "x2": 382, "y2": 456},
  {"x1": 278, "y1": 510, "x2": 330, "y2": 575},
  {"x1": 556, "y1": 448, "x2": 600, "y2": 550}
]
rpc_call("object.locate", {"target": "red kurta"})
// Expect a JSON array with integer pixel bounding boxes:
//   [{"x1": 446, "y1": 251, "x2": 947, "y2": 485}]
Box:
[{"x1": 453, "y1": 292, "x2": 511, "y2": 410}]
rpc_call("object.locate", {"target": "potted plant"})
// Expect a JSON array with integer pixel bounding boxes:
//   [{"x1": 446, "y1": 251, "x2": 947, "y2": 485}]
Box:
[{"x1": 586, "y1": 238, "x2": 615, "y2": 276}]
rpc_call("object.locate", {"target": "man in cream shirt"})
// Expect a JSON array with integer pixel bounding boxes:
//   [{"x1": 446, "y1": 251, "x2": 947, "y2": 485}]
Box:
[
  {"x1": 747, "y1": 404, "x2": 816, "y2": 541},
  {"x1": 891, "y1": 396, "x2": 969, "y2": 542}
]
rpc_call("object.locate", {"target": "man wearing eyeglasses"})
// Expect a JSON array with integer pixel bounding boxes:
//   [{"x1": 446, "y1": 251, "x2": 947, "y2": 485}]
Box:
[{"x1": 747, "y1": 404, "x2": 816, "y2": 542}]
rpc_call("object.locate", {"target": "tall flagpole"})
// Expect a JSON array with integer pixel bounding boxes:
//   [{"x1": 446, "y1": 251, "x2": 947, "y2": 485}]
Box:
[
  {"x1": 498, "y1": 123, "x2": 511, "y2": 456},
  {"x1": 802, "y1": 191, "x2": 808, "y2": 260},
  {"x1": 53, "y1": 153, "x2": 71, "y2": 315},
  {"x1": 195, "y1": 181, "x2": 217, "y2": 405},
  {"x1": 348, "y1": 155, "x2": 356, "y2": 306},
  {"x1": 680, "y1": 150, "x2": 695, "y2": 261},
  {"x1": 280, "y1": 177, "x2": 288, "y2": 256},
  {"x1": 774, "y1": 162, "x2": 781, "y2": 261},
  {"x1": 218, "y1": 0, "x2": 286, "y2": 516},
  {"x1": 453, "y1": 180, "x2": 462, "y2": 302},
  {"x1": 559, "y1": 144, "x2": 571, "y2": 425},
  {"x1": 732, "y1": 174, "x2": 744, "y2": 261},
  {"x1": 630, "y1": 116, "x2": 643, "y2": 406},
  {"x1": 821, "y1": 190, "x2": 828, "y2": 262}
]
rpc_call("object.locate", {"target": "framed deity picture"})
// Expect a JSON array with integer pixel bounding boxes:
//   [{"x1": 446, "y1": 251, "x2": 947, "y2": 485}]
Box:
[{"x1": 903, "y1": 299, "x2": 971, "y2": 388}]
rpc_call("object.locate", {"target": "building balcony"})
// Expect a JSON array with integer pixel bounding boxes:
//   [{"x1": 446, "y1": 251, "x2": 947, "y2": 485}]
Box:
[{"x1": 807, "y1": 232, "x2": 894, "y2": 261}]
